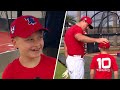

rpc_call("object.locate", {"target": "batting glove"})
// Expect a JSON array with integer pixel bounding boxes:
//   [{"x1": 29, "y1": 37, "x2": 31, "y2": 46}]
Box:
[{"x1": 62, "y1": 69, "x2": 69, "y2": 79}]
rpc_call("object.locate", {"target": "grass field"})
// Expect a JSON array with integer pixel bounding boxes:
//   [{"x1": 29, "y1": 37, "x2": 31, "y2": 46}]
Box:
[
  {"x1": 54, "y1": 61, "x2": 66, "y2": 79},
  {"x1": 0, "y1": 72, "x2": 2, "y2": 79},
  {"x1": 54, "y1": 50, "x2": 120, "y2": 79}
]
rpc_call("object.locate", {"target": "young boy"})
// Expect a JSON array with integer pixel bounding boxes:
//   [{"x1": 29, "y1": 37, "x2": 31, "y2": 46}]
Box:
[
  {"x1": 90, "y1": 42, "x2": 118, "y2": 79},
  {"x1": 2, "y1": 15, "x2": 57, "y2": 79}
]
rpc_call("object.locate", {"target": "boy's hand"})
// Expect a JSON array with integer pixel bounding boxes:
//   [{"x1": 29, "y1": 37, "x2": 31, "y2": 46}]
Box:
[{"x1": 62, "y1": 69, "x2": 69, "y2": 79}]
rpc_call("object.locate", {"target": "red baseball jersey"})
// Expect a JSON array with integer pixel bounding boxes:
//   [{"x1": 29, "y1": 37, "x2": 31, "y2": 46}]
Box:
[
  {"x1": 2, "y1": 54, "x2": 56, "y2": 79},
  {"x1": 90, "y1": 54, "x2": 118, "y2": 79},
  {"x1": 64, "y1": 25, "x2": 85, "y2": 56}
]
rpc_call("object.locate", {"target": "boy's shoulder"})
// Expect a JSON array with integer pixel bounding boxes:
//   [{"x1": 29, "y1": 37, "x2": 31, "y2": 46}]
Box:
[
  {"x1": 10, "y1": 58, "x2": 19, "y2": 65},
  {"x1": 41, "y1": 54, "x2": 56, "y2": 59},
  {"x1": 41, "y1": 54, "x2": 57, "y2": 64},
  {"x1": 3, "y1": 58, "x2": 19, "y2": 71},
  {"x1": 92, "y1": 53, "x2": 115, "y2": 59}
]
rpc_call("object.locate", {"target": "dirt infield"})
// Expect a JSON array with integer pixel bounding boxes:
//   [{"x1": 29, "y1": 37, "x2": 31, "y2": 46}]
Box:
[{"x1": 0, "y1": 32, "x2": 16, "y2": 53}]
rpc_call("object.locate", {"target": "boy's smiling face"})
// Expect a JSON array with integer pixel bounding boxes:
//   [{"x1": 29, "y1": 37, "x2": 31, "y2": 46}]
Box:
[{"x1": 12, "y1": 30, "x2": 44, "y2": 59}]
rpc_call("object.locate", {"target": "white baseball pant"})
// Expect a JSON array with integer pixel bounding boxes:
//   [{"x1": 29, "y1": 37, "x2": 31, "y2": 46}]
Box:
[{"x1": 66, "y1": 55, "x2": 85, "y2": 79}]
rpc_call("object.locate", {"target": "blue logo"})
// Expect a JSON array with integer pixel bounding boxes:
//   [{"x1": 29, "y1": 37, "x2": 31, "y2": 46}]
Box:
[{"x1": 25, "y1": 16, "x2": 36, "y2": 25}]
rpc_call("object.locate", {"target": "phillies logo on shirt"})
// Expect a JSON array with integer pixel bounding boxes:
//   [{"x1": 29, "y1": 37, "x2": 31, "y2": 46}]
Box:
[{"x1": 24, "y1": 16, "x2": 36, "y2": 25}]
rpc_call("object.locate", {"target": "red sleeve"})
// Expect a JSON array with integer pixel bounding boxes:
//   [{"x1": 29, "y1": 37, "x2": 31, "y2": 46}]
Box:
[
  {"x1": 2, "y1": 64, "x2": 14, "y2": 79},
  {"x1": 110, "y1": 56, "x2": 118, "y2": 71},
  {"x1": 90, "y1": 56, "x2": 97, "y2": 69},
  {"x1": 73, "y1": 26, "x2": 83, "y2": 36}
]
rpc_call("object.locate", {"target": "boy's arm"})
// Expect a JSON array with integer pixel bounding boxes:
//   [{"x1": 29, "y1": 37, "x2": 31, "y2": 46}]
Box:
[
  {"x1": 111, "y1": 56, "x2": 119, "y2": 79},
  {"x1": 114, "y1": 71, "x2": 118, "y2": 79},
  {"x1": 90, "y1": 56, "x2": 96, "y2": 79},
  {"x1": 90, "y1": 69, "x2": 95, "y2": 79}
]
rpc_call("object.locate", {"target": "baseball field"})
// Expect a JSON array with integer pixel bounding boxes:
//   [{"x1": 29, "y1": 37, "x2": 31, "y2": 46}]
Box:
[{"x1": 0, "y1": 31, "x2": 16, "y2": 79}]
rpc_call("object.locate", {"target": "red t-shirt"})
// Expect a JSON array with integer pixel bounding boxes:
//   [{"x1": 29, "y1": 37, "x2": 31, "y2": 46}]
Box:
[
  {"x1": 2, "y1": 54, "x2": 56, "y2": 79},
  {"x1": 64, "y1": 25, "x2": 85, "y2": 56},
  {"x1": 90, "y1": 54, "x2": 118, "y2": 79}
]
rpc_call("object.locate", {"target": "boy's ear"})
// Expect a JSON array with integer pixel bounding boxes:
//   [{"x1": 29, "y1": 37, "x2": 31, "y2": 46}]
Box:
[{"x1": 11, "y1": 38, "x2": 18, "y2": 49}]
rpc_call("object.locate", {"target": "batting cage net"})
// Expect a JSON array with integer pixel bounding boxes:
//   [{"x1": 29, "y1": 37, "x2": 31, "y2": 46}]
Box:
[{"x1": 87, "y1": 11, "x2": 120, "y2": 53}]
